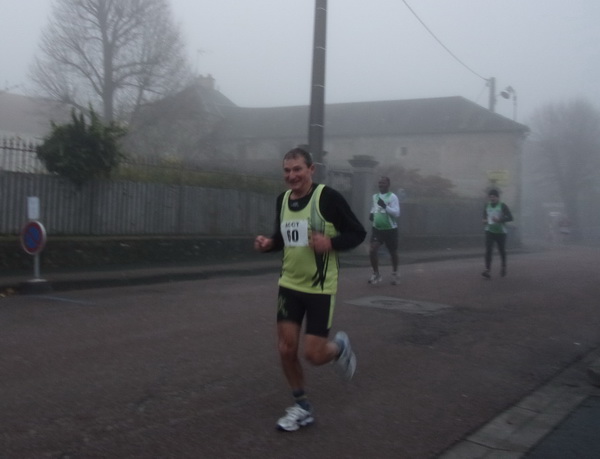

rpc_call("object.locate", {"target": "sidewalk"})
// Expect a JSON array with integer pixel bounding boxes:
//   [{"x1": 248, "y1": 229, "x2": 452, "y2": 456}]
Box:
[
  {"x1": 439, "y1": 347, "x2": 600, "y2": 459},
  {"x1": 1, "y1": 246, "x2": 484, "y2": 294}
]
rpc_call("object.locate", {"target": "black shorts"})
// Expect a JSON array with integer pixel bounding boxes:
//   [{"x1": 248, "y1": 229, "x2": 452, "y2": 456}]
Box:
[
  {"x1": 370, "y1": 227, "x2": 398, "y2": 251},
  {"x1": 277, "y1": 286, "x2": 335, "y2": 337}
]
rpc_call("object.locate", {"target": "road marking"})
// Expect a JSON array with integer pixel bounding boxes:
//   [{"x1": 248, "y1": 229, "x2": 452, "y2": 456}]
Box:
[
  {"x1": 33, "y1": 295, "x2": 98, "y2": 306},
  {"x1": 345, "y1": 295, "x2": 452, "y2": 315}
]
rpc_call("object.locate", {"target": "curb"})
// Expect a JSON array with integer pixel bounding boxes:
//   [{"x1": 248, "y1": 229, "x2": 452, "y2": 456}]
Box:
[
  {"x1": 0, "y1": 247, "x2": 498, "y2": 294},
  {"x1": 16, "y1": 263, "x2": 283, "y2": 294},
  {"x1": 587, "y1": 358, "x2": 600, "y2": 387},
  {"x1": 439, "y1": 346, "x2": 600, "y2": 458}
]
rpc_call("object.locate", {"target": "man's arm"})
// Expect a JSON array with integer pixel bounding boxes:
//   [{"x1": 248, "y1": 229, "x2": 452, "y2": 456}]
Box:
[
  {"x1": 320, "y1": 187, "x2": 367, "y2": 251},
  {"x1": 369, "y1": 194, "x2": 376, "y2": 222},
  {"x1": 502, "y1": 203, "x2": 514, "y2": 223},
  {"x1": 385, "y1": 193, "x2": 400, "y2": 218},
  {"x1": 369, "y1": 194, "x2": 378, "y2": 214}
]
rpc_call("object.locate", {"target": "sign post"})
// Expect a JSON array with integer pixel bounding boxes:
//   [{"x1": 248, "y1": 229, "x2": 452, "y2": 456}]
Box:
[
  {"x1": 20, "y1": 220, "x2": 51, "y2": 293},
  {"x1": 21, "y1": 220, "x2": 46, "y2": 276}
]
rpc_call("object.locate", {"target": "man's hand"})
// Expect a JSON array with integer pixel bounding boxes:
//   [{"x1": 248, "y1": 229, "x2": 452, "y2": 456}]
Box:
[
  {"x1": 254, "y1": 235, "x2": 273, "y2": 252},
  {"x1": 310, "y1": 232, "x2": 332, "y2": 254},
  {"x1": 377, "y1": 197, "x2": 386, "y2": 209}
]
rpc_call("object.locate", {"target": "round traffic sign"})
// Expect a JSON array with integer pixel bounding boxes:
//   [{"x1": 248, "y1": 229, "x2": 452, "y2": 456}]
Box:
[{"x1": 21, "y1": 221, "x2": 47, "y2": 255}]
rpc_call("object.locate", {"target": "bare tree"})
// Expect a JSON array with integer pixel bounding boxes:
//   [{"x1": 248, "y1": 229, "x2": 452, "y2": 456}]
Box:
[
  {"x1": 30, "y1": 0, "x2": 191, "y2": 123},
  {"x1": 530, "y1": 99, "x2": 600, "y2": 239}
]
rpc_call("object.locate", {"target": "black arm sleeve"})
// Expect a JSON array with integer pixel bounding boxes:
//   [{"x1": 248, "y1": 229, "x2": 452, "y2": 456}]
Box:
[
  {"x1": 319, "y1": 187, "x2": 367, "y2": 251},
  {"x1": 502, "y1": 203, "x2": 514, "y2": 223}
]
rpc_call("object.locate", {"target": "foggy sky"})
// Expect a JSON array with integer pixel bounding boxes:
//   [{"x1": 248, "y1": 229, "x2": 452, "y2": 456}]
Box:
[{"x1": 2, "y1": 0, "x2": 599, "y2": 123}]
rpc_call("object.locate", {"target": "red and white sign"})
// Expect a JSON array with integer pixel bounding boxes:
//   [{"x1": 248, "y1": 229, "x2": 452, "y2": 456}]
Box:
[{"x1": 20, "y1": 221, "x2": 47, "y2": 255}]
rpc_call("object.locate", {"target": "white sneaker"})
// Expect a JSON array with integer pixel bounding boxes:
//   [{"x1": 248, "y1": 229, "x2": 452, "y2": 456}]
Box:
[
  {"x1": 334, "y1": 331, "x2": 357, "y2": 381},
  {"x1": 391, "y1": 272, "x2": 399, "y2": 285},
  {"x1": 368, "y1": 273, "x2": 382, "y2": 284},
  {"x1": 276, "y1": 405, "x2": 314, "y2": 432}
]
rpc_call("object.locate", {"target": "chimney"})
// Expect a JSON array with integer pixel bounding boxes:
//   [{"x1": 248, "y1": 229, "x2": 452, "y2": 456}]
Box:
[{"x1": 197, "y1": 74, "x2": 215, "y2": 90}]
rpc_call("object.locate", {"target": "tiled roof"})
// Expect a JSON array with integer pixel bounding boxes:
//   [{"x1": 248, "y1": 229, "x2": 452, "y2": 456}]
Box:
[
  {"x1": 219, "y1": 96, "x2": 529, "y2": 140},
  {"x1": 1, "y1": 89, "x2": 529, "y2": 146}
]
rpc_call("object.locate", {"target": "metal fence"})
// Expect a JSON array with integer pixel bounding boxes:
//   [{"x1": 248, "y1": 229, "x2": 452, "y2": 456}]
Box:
[
  {"x1": 0, "y1": 140, "x2": 483, "y2": 239},
  {"x1": 0, "y1": 137, "x2": 46, "y2": 173},
  {"x1": 0, "y1": 169, "x2": 483, "y2": 240},
  {"x1": 0, "y1": 137, "x2": 279, "y2": 236},
  {"x1": 0, "y1": 170, "x2": 277, "y2": 236}
]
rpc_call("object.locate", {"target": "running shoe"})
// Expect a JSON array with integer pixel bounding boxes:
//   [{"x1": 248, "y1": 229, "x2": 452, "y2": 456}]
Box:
[
  {"x1": 276, "y1": 404, "x2": 314, "y2": 432},
  {"x1": 334, "y1": 331, "x2": 357, "y2": 381},
  {"x1": 368, "y1": 273, "x2": 382, "y2": 284},
  {"x1": 481, "y1": 270, "x2": 491, "y2": 279},
  {"x1": 391, "y1": 272, "x2": 399, "y2": 285}
]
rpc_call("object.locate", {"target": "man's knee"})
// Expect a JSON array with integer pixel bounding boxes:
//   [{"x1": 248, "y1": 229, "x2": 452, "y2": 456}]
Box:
[
  {"x1": 277, "y1": 323, "x2": 300, "y2": 360},
  {"x1": 278, "y1": 339, "x2": 298, "y2": 361},
  {"x1": 304, "y1": 348, "x2": 329, "y2": 365},
  {"x1": 304, "y1": 336, "x2": 332, "y2": 365}
]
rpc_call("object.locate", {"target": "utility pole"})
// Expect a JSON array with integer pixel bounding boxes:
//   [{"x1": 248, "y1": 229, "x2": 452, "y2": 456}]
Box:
[
  {"x1": 488, "y1": 77, "x2": 496, "y2": 113},
  {"x1": 308, "y1": 0, "x2": 327, "y2": 183}
]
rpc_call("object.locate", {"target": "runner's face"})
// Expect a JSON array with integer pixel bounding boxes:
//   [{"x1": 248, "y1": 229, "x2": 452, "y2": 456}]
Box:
[
  {"x1": 283, "y1": 157, "x2": 314, "y2": 195},
  {"x1": 489, "y1": 194, "x2": 499, "y2": 204},
  {"x1": 378, "y1": 178, "x2": 390, "y2": 193}
]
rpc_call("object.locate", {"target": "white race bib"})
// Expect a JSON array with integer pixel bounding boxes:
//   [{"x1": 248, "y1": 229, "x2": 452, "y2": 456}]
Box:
[
  {"x1": 281, "y1": 220, "x2": 309, "y2": 247},
  {"x1": 487, "y1": 209, "x2": 501, "y2": 225}
]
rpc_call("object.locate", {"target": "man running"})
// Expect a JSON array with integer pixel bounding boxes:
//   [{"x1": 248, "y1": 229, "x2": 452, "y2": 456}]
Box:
[
  {"x1": 368, "y1": 176, "x2": 401, "y2": 285},
  {"x1": 481, "y1": 189, "x2": 514, "y2": 279},
  {"x1": 254, "y1": 147, "x2": 366, "y2": 432}
]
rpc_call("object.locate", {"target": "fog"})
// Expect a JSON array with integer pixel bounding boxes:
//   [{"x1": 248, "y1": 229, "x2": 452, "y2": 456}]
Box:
[
  {"x1": 2, "y1": 0, "x2": 599, "y2": 241},
  {"x1": 2, "y1": 0, "x2": 600, "y2": 122}
]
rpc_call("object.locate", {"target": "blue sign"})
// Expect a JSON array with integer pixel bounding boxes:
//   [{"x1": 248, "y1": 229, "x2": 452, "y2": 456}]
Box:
[{"x1": 21, "y1": 221, "x2": 47, "y2": 255}]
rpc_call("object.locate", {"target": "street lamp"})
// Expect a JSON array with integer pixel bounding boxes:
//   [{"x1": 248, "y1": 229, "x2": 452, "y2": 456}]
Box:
[{"x1": 500, "y1": 86, "x2": 517, "y2": 121}]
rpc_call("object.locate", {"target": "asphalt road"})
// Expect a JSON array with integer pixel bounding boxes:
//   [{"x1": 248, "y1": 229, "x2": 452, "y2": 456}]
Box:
[{"x1": 1, "y1": 246, "x2": 599, "y2": 458}]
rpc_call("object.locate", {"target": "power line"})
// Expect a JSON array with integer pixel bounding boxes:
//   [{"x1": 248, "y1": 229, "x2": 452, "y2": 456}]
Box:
[{"x1": 401, "y1": 0, "x2": 488, "y2": 82}]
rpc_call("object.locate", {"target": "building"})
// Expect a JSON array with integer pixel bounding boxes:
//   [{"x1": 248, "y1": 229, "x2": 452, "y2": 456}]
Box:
[
  {"x1": 217, "y1": 96, "x2": 529, "y2": 201},
  {"x1": 0, "y1": 91, "x2": 70, "y2": 143},
  {"x1": 0, "y1": 91, "x2": 71, "y2": 173},
  {"x1": 1, "y1": 83, "x2": 529, "y2": 202}
]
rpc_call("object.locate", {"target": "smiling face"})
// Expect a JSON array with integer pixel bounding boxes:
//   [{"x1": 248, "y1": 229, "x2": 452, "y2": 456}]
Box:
[{"x1": 283, "y1": 155, "x2": 315, "y2": 198}]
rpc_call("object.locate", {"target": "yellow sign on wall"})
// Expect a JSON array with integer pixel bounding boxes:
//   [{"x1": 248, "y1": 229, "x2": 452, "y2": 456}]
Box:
[{"x1": 487, "y1": 169, "x2": 509, "y2": 185}]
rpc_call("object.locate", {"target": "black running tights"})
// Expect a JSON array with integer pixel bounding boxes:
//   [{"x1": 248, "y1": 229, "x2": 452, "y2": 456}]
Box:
[{"x1": 484, "y1": 231, "x2": 507, "y2": 270}]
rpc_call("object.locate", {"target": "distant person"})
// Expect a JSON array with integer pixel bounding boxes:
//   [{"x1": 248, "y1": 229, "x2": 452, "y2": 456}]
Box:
[
  {"x1": 254, "y1": 147, "x2": 366, "y2": 432},
  {"x1": 368, "y1": 176, "x2": 401, "y2": 285},
  {"x1": 481, "y1": 189, "x2": 513, "y2": 279},
  {"x1": 558, "y1": 214, "x2": 571, "y2": 244}
]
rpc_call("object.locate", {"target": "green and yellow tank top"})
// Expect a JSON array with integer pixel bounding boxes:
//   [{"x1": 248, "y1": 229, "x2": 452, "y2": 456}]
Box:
[
  {"x1": 485, "y1": 201, "x2": 507, "y2": 234},
  {"x1": 278, "y1": 184, "x2": 339, "y2": 294}
]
